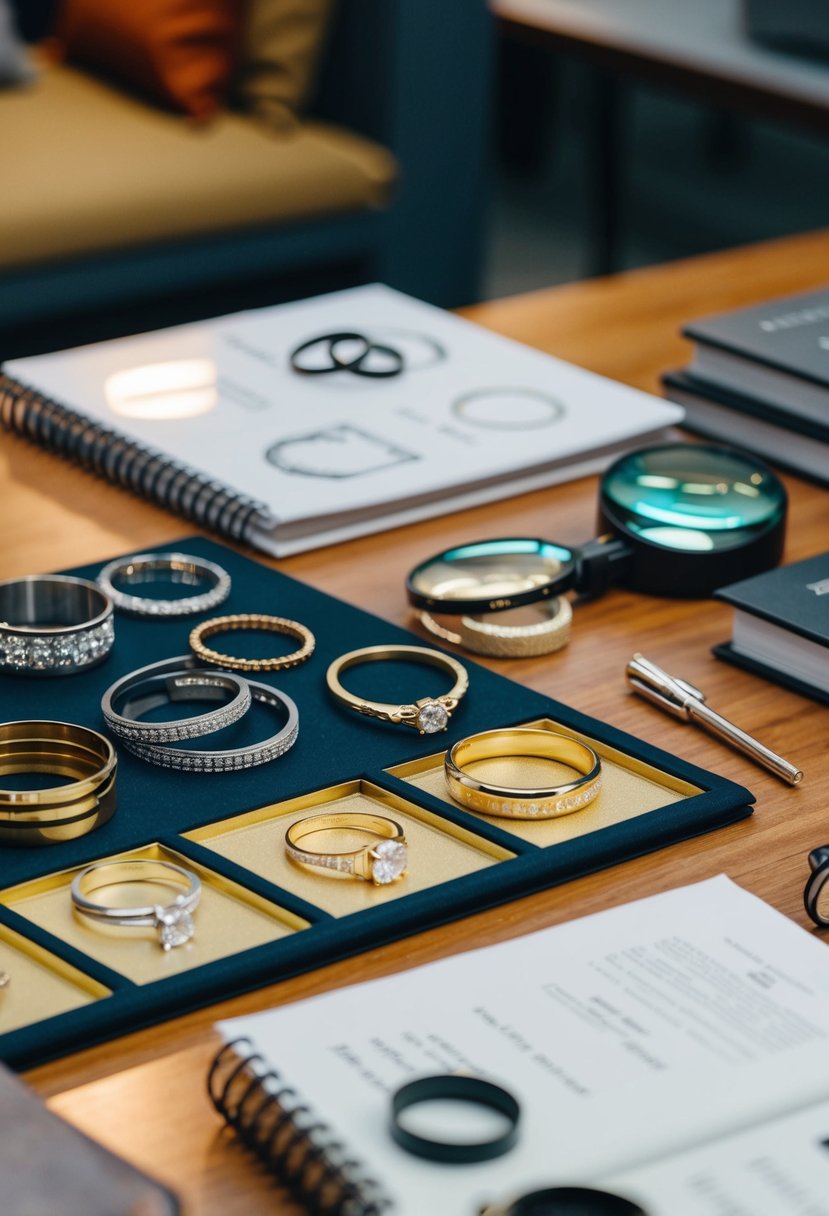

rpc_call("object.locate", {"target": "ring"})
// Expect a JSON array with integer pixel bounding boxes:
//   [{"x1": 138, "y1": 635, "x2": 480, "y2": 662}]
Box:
[
  {"x1": 0, "y1": 575, "x2": 114, "y2": 675},
  {"x1": 326, "y1": 644, "x2": 468, "y2": 734},
  {"x1": 101, "y1": 655, "x2": 251, "y2": 743},
  {"x1": 390, "y1": 1075, "x2": 520, "y2": 1163},
  {"x1": 189, "y1": 614, "x2": 315, "y2": 673},
  {"x1": 418, "y1": 597, "x2": 572, "y2": 659},
  {"x1": 290, "y1": 332, "x2": 405, "y2": 378},
  {"x1": 97, "y1": 552, "x2": 231, "y2": 617},
  {"x1": 71, "y1": 859, "x2": 201, "y2": 951},
  {"x1": 122, "y1": 680, "x2": 299, "y2": 772},
  {"x1": 0, "y1": 721, "x2": 117, "y2": 846},
  {"x1": 445, "y1": 728, "x2": 602, "y2": 819},
  {"x1": 0, "y1": 971, "x2": 9, "y2": 989},
  {"x1": 285, "y1": 812, "x2": 408, "y2": 884}
]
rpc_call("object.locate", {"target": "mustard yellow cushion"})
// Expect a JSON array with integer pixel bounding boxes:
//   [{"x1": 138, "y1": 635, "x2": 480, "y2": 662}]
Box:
[{"x1": 233, "y1": 0, "x2": 335, "y2": 132}]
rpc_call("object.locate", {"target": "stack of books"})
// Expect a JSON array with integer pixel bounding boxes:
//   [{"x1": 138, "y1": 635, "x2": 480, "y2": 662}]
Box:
[{"x1": 662, "y1": 285, "x2": 829, "y2": 486}]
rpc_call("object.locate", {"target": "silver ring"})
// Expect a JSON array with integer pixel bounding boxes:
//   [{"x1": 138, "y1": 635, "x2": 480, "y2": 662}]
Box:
[
  {"x1": 122, "y1": 680, "x2": 299, "y2": 772},
  {"x1": 101, "y1": 655, "x2": 251, "y2": 743},
  {"x1": 0, "y1": 575, "x2": 114, "y2": 676},
  {"x1": 71, "y1": 858, "x2": 201, "y2": 951},
  {"x1": 97, "y1": 552, "x2": 231, "y2": 617}
]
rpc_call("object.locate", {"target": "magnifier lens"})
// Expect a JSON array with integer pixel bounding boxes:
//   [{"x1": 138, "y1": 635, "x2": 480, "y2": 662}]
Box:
[
  {"x1": 598, "y1": 443, "x2": 787, "y2": 596},
  {"x1": 406, "y1": 539, "x2": 577, "y2": 615}
]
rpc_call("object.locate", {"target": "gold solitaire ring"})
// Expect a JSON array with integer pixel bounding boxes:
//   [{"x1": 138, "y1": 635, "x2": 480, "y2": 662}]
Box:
[
  {"x1": 285, "y1": 813, "x2": 408, "y2": 885},
  {"x1": 326, "y1": 644, "x2": 468, "y2": 734},
  {"x1": 189, "y1": 613, "x2": 315, "y2": 672},
  {"x1": 445, "y1": 728, "x2": 602, "y2": 819}
]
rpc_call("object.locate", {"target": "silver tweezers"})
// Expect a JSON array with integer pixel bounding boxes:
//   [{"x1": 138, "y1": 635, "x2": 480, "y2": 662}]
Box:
[{"x1": 626, "y1": 653, "x2": 803, "y2": 786}]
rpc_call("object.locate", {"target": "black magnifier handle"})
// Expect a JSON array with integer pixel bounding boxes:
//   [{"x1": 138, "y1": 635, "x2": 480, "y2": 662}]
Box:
[{"x1": 572, "y1": 535, "x2": 636, "y2": 598}]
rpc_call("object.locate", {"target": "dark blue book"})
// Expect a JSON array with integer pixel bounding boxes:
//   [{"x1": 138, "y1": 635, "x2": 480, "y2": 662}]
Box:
[
  {"x1": 683, "y1": 286, "x2": 829, "y2": 428},
  {"x1": 713, "y1": 551, "x2": 829, "y2": 705}
]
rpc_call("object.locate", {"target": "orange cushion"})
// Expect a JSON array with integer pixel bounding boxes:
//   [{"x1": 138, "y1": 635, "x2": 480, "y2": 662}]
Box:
[{"x1": 54, "y1": 0, "x2": 241, "y2": 120}]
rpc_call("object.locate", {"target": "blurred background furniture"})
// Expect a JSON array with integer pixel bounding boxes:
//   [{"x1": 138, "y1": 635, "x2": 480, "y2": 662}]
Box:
[
  {"x1": 493, "y1": 0, "x2": 829, "y2": 276},
  {"x1": 2, "y1": 0, "x2": 492, "y2": 358}
]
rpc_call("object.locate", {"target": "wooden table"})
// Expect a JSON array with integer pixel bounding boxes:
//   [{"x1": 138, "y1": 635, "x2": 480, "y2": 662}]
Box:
[
  {"x1": 4, "y1": 229, "x2": 829, "y2": 1213},
  {"x1": 493, "y1": 0, "x2": 829, "y2": 273}
]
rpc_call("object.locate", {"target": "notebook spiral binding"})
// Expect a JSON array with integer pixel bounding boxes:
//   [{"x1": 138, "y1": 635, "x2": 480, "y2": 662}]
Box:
[
  {"x1": 208, "y1": 1038, "x2": 394, "y2": 1216},
  {"x1": 0, "y1": 374, "x2": 270, "y2": 544}
]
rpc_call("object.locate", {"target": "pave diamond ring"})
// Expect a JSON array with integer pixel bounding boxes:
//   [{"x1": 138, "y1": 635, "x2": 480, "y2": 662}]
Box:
[
  {"x1": 326, "y1": 644, "x2": 468, "y2": 734},
  {"x1": 71, "y1": 858, "x2": 201, "y2": 951},
  {"x1": 445, "y1": 728, "x2": 602, "y2": 820},
  {"x1": 101, "y1": 655, "x2": 251, "y2": 744},
  {"x1": 97, "y1": 552, "x2": 231, "y2": 617},
  {"x1": 285, "y1": 812, "x2": 408, "y2": 885},
  {"x1": 122, "y1": 679, "x2": 299, "y2": 772},
  {"x1": 0, "y1": 575, "x2": 114, "y2": 676}
]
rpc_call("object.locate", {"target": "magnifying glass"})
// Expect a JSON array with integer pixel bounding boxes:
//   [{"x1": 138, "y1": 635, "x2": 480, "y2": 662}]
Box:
[
  {"x1": 480, "y1": 1186, "x2": 648, "y2": 1215},
  {"x1": 407, "y1": 442, "x2": 787, "y2": 615}
]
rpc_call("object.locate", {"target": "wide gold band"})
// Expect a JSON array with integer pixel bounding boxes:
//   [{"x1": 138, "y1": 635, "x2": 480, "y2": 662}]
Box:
[
  {"x1": 285, "y1": 812, "x2": 408, "y2": 885},
  {"x1": 445, "y1": 728, "x2": 602, "y2": 820},
  {"x1": 326, "y1": 644, "x2": 468, "y2": 734},
  {"x1": 0, "y1": 721, "x2": 117, "y2": 845},
  {"x1": 418, "y1": 596, "x2": 572, "y2": 658},
  {"x1": 189, "y1": 613, "x2": 315, "y2": 673}
]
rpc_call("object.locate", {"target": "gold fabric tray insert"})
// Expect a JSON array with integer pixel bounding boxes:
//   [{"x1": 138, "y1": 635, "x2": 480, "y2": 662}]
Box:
[
  {"x1": 1, "y1": 843, "x2": 307, "y2": 986},
  {"x1": 387, "y1": 717, "x2": 702, "y2": 845},
  {"x1": 0, "y1": 923, "x2": 109, "y2": 1034},
  {"x1": 186, "y1": 779, "x2": 514, "y2": 918}
]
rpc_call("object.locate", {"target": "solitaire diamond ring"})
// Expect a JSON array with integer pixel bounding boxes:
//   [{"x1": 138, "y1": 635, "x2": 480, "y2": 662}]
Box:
[
  {"x1": 70, "y1": 858, "x2": 202, "y2": 951},
  {"x1": 285, "y1": 813, "x2": 408, "y2": 885},
  {"x1": 326, "y1": 644, "x2": 468, "y2": 734}
]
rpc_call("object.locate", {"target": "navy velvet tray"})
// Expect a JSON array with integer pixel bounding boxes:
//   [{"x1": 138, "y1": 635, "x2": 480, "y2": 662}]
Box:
[{"x1": 0, "y1": 538, "x2": 754, "y2": 1068}]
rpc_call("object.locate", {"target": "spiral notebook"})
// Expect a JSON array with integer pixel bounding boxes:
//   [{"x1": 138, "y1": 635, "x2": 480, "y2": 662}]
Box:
[
  {"x1": 0, "y1": 284, "x2": 682, "y2": 557},
  {"x1": 206, "y1": 878, "x2": 829, "y2": 1216}
]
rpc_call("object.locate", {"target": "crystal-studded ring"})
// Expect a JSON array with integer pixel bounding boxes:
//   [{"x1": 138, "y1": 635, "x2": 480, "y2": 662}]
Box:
[
  {"x1": 97, "y1": 552, "x2": 231, "y2": 618},
  {"x1": 101, "y1": 655, "x2": 251, "y2": 744},
  {"x1": 0, "y1": 575, "x2": 114, "y2": 676},
  {"x1": 285, "y1": 812, "x2": 408, "y2": 885},
  {"x1": 445, "y1": 728, "x2": 602, "y2": 820},
  {"x1": 70, "y1": 858, "x2": 202, "y2": 951},
  {"x1": 122, "y1": 680, "x2": 299, "y2": 772},
  {"x1": 326, "y1": 644, "x2": 468, "y2": 735}
]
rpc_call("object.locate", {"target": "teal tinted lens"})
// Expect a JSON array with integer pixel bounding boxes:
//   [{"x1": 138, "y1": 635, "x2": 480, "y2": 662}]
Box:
[
  {"x1": 406, "y1": 538, "x2": 576, "y2": 614},
  {"x1": 602, "y1": 444, "x2": 786, "y2": 553}
]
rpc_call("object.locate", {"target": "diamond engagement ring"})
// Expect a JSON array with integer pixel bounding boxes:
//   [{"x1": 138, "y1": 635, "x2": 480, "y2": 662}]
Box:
[
  {"x1": 122, "y1": 679, "x2": 299, "y2": 772},
  {"x1": 285, "y1": 813, "x2": 408, "y2": 885},
  {"x1": 101, "y1": 655, "x2": 251, "y2": 744},
  {"x1": 97, "y1": 552, "x2": 231, "y2": 617},
  {"x1": 71, "y1": 858, "x2": 202, "y2": 950},
  {"x1": 445, "y1": 728, "x2": 603, "y2": 819},
  {"x1": 326, "y1": 644, "x2": 468, "y2": 734},
  {"x1": 0, "y1": 575, "x2": 114, "y2": 676}
]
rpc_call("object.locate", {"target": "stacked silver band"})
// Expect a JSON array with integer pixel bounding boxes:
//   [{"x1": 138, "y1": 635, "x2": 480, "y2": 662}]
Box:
[
  {"x1": 0, "y1": 575, "x2": 114, "y2": 675},
  {"x1": 101, "y1": 656, "x2": 299, "y2": 772},
  {"x1": 97, "y1": 552, "x2": 231, "y2": 617}
]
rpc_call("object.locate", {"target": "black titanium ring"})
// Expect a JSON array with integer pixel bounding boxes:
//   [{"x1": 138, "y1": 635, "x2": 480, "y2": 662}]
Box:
[
  {"x1": 290, "y1": 332, "x2": 371, "y2": 375},
  {"x1": 339, "y1": 341, "x2": 404, "y2": 378},
  {"x1": 390, "y1": 1074, "x2": 520, "y2": 1164}
]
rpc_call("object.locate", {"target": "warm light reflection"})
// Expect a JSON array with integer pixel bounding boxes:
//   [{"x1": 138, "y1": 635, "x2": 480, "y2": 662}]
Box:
[{"x1": 105, "y1": 360, "x2": 217, "y2": 420}]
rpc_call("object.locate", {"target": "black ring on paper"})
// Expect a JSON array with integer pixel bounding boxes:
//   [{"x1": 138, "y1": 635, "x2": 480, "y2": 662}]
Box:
[
  {"x1": 505, "y1": 1186, "x2": 648, "y2": 1214},
  {"x1": 342, "y1": 342, "x2": 404, "y2": 378},
  {"x1": 290, "y1": 332, "x2": 371, "y2": 375},
  {"x1": 390, "y1": 1074, "x2": 520, "y2": 1164}
]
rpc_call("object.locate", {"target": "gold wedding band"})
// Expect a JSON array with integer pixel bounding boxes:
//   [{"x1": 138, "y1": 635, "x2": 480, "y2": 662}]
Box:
[
  {"x1": 189, "y1": 613, "x2": 315, "y2": 673},
  {"x1": 285, "y1": 812, "x2": 408, "y2": 885},
  {"x1": 326, "y1": 644, "x2": 468, "y2": 734},
  {"x1": 0, "y1": 721, "x2": 117, "y2": 845},
  {"x1": 445, "y1": 728, "x2": 602, "y2": 819},
  {"x1": 419, "y1": 596, "x2": 572, "y2": 658}
]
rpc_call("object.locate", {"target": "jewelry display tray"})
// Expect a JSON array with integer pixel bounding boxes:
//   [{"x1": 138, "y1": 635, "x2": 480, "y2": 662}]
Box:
[{"x1": 0, "y1": 538, "x2": 754, "y2": 1069}]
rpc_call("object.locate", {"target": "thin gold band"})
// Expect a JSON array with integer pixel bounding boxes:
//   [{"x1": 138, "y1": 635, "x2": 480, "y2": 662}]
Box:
[
  {"x1": 285, "y1": 812, "x2": 408, "y2": 884},
  {"x1": 189, "y1": 613, "x2": 315, "y2": 673},
  {"x1": 445, "y1": 728, "x2": 602, "y2": 820},
  {"x1": 0, "y1": 721, "x2": 117, "y2": 845},
  {"x1": 326, "y1": 644, "x2": 468, "y2": 734}
]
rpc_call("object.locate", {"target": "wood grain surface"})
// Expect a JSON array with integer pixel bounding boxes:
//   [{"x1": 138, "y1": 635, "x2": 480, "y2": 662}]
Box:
[{"x1": 3, "y1": 229, "x2": 829, "y2": 1214}]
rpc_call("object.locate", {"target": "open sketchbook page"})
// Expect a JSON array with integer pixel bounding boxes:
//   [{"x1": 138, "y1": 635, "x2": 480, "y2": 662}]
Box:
[{"x1": 217, "y1": 876, "x2": 829, "y2": 1215}]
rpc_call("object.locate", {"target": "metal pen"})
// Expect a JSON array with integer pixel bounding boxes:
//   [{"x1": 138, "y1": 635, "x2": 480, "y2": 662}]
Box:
[{"x1": 626, "y1": 653, "x2": 803, "y2": 786}]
